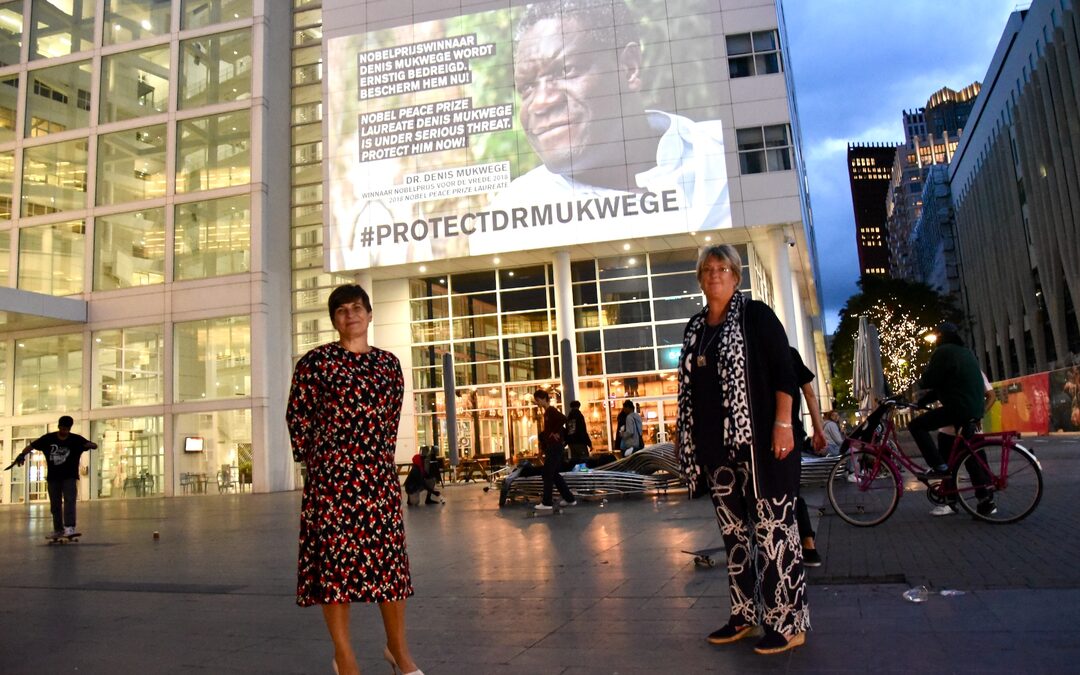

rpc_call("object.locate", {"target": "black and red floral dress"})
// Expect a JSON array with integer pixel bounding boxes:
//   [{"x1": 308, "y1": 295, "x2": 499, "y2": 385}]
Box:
[{"x1": 287, "y1": 342, "x2": 413, "y2": 606}]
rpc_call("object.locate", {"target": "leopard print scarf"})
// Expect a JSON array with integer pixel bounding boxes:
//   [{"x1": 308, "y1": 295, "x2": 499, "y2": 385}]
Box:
[{"x1": 677, "y1": 291, "x2": 753, "y2": 491}]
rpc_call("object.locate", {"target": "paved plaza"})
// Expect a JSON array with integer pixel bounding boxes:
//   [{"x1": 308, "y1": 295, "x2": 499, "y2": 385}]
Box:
[{"x1": 2, "y1": 435, "x2": 1078, "y2": 674}]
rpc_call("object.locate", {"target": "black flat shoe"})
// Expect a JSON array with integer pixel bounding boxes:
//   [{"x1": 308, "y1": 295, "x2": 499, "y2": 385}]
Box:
[
  {"x1": 753, "y1": 629, "x2": 805, "y2": 654},
  {"x1": 707, "y1": 618, "x2": 761, "y2": 645}
]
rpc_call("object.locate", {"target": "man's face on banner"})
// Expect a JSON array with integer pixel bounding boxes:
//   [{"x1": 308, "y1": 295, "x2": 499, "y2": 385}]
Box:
[{"x1": 514, "y1": 15, "x2": 633, "y2": 176}]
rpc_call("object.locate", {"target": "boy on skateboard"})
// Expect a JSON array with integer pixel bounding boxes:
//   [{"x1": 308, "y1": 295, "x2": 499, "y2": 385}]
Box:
[{"x1": 14, "y1": 416, "x2": 97, "y2": 539}]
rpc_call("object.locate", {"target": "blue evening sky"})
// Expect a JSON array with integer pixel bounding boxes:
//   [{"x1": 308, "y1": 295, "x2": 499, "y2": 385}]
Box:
[{"x1": 781, "y1": 0, "x2": 1025, "y2": 333}]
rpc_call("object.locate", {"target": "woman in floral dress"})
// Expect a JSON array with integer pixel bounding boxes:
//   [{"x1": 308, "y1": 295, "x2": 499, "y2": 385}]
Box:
[{"x1": 287, "y1": 284, "x2": 422, "y2": 675}]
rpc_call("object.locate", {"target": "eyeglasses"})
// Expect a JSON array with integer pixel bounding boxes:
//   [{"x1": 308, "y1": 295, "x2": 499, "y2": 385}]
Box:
[{"x1": 701, "y1": 265, "x2": 735, "y2": 276}]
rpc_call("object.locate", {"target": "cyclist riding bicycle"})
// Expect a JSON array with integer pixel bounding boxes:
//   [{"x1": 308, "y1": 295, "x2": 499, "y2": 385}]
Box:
[{"x1": 908, "y1": 322, "x2": 987, "y2": 484}]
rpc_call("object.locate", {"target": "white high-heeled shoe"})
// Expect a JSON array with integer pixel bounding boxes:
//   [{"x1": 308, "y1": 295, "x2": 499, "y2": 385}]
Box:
[{"x1": 383, "y1": 645, "x2": 424, "y2": 675}]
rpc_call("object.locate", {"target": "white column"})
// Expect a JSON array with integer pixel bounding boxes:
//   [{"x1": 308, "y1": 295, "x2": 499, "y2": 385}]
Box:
[
  {"x1": 552, "y1": 251, "x2": 578, "y2": 405},
  {"x1": 770, "y1": 229, "x2": 798, "y2": 347}
]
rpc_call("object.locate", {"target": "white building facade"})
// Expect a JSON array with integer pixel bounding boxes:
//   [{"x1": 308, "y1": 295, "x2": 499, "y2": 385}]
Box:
[{"x1": 0, "y1": 0, "x2": 827, "y2": 504}]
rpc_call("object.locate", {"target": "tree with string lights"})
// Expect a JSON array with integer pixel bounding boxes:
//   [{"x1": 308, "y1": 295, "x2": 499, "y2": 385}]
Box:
[{"x1": 829, "y1": 276, "x2": 962, "y2": 409}]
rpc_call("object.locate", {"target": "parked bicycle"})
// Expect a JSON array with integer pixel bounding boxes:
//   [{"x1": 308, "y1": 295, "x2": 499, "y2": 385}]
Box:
[{"x1": 827, "y1": 396, "x2": 1043, "y2": 526}]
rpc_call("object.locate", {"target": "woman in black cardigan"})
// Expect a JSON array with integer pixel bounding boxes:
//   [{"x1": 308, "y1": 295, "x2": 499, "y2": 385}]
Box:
[{"x1": 676, "y1": 244, "x2": 809, "y2": 655}]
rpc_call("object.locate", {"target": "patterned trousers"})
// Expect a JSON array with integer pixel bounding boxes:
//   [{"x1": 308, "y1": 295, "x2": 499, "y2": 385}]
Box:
[{"x1": 707, "y1": 462, "x2": 810, "y2": 635}]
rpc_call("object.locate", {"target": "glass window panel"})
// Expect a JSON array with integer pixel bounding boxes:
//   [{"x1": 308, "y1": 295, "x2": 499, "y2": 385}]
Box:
[
  {"x1": 653, "y1": 296, "x2": 702, "y2": 321},
  {"x1": 0, "y1": 149, "x2": 13, "y2": 220},
  {"x1": 409, "y1": 276, "x2": 448, "y2": 298},
  {"x1": 766, "y1": 147, "x2": 791, "y2": 171},
  {"x1": 651, "y1": 271, "x2": 698, "y2": 298},
  {"x1": 174, "y1": 194, "x2": 251, "y2": 280},
  {"x1": 0, "y1": 2, "x2": 22, "y2": 66},
  {"x1": 91, "y1": 416, "x2": 165, "y2": 498},
  {"x1": 453, "y1": 339, "x2": 500, "y2": 363},
  {"x1": 451, "y1": 292, "x2": 497, "y2": 316},
  {"x1": 725, "y1": 33, "x2": 752, "y2": 56},
  {"x1": 176, "y1": 109, "x2": 251, "y2": 192},
  {"x1": 104, "y1": 0, "x2": 170, "y2": 45},
  {"x1": 292, "y1": 101, "x2": 321, "y2": 125},
  {"x1": 455, "y1": 362, "x2": 501, "y2": 386},
  {"x1": 292, "y1": 121, "x2": 320, "y2": 145},
  {"x1": 14, "y1": 333, "x2": 82, "y2": 414},
  {"x1": 737, "y1": 127, "x2": 764, "y2": 151},
  {"x1": 756, "y1": 52, "x2": 780, "y2": 75},
  {"x1": 291, "y1": 162, "x2": 320, "y2": 185},
  {"x1": 501, "y1": 310, "x2": 549, "y2": 335},
  {"x1": 21, "y1": 137, "x2": 89, "y2": 216},
  {"x1": 293, "y1": 62, "x2": 322, "y2": 86},
  {"x1": 658, "y1": 344, "x2": 681, "y2": 370},
  {"x1": 411, "y1": 344, "x2": 449, "y2": 368},
  {"x1": 409, "y1": 297, "x2": 449, "y2": 322},
  {"x1": 598, "y1": 255, "x2": 646, "y2": 279},
  {"x1": 499, "y1": 265, "x2": 545, "y2": 289},
  {"x1": 764, "y1": 124, "x2": 790, "y2": 147},
  {"x1": 0, "y1": 74, "x2": 17, "y2": 143},
  {"x1": 92, "y1": 325, "x2": 164, "y2": 407},
  {"x1": 179, "y1": 29, "x2": 252, "y2": 109},
  {"x1": 30, "y1": 0, "x2": 94, "y2": 60},
  {"x1": 604, "y1": 349, "x2": 654, "y2": 375},
  {"x1": 181, "y1": 0, "x2": 252, "y2": 29},
  {"x1": 18, "y1": 219, "x2": 84, "y2": 295},
  {"x1": 0, "y1": 230, "x2": 9, "y2": 286},
  {"x1": 603, "y1": 325, "x2": 652, "y2": 351},
  {"x1": 600, "y1": 300, "x2": 651, "y2": 326},
  {"x1": 574, "y1": 305, "x2": 599, "y2": 328},
  {"x1": 752, "y1": 30, "x2": 778, "y2": 52},
  {"x1": 100, "y1": 46, "x2": 171, "y2": 123},
  {"x1": 649, "y1": 249, "x2": 697, "y2": 275},
  {"x1": 94, "y1": 208, "x2": 166, "y2": 290},
  {"x1": 577, "y1": 353, "x2": 603, "y2": 377},
  {"x1": 739, "y1": 148, "x2": 765, "y2": 174},
  {"x1": 572, "y1": 282, "x2": 597, "y2": 305},
  {"x1": 173, "y1": 409, "x2": 251, "y2": 494},
  {"x1": 504, "y1": 357, "x2": 552, "y2": 382},
  {"x1": 0, "y1": 340, "x2": 6, "y2": 412},
  {"x1": 174, "y1": 315, "x2": 251, "y2": 401},
  {"x1": 452, "y1": 270, "x2": 496, "y2": 294},
  {"x1": 292, "y1": 140, "x2": 322, "y2": 166},
  {"x1": 294, "y1": 26, "x2": 321, "y2": 46},
  {"x1": 294, "y1": 8, "x2": 321, "y2": 28},
  {"x1": 26, "y1": 60, "x2": 92, "y2": 137},
  {"x1": 503, "y1": 335, "x2": 550, "y2": 359},
  {"x1": 600, "y1": 276, "x2": 649, "y2": 303},
  {"x1": 501, "y1": 287, "x2": 548, "y2": 313},
  {"x1": 410, "y1": 320, "x2": 449, "y2": 343},
  {"x1": 451, "y1": 315, "x2": 497, "y2": 340},
  {"x1": 570, "y1": 259, "x2": 595, "y2": 282},
  {"x1": 412, "y1": 366, "x2": 442, "y2": 390},
  {"x1": 96, "y1": 123, "x2": 167, "y2": 205},
  {"x1": 575, "y1": 330, "x2": 600, "y2": 352},
  {"x1": 656, "y1": 322, "x2": 687, "y2": 346}
]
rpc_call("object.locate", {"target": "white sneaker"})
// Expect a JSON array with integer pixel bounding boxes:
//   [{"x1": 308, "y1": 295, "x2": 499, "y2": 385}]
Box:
[
  {"x1": 846, "y1": 473, "x2": 860, "y2": 483},
  {"x1": 558, "y1": 498, "x2": 577, "y2": 507},
  {"x1": 534, "y1": 503, "x2": 553, "y2": 511},
  {"x1": 63, "y1": 526, "x2": 77, "y2": 536},
  {"x1": 929, "y1": 505, "x2": 956, "y2": 517}
]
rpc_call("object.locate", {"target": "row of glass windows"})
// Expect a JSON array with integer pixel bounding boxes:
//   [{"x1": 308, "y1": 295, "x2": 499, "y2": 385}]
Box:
[
  {"x1": 0, "y1": 193, "x2": 250, "y2": 294},
  {"x1": 0, "y1": 315, "x2": 249, "y2": 416},
  {"x1": 407, "y1": 248, "x2": 750, "y2": 390},
  {"x1": 0, "y1": 407, "x2": 252, "y2": 504},
  {"x1": 0, "y1": 109, "x2": 250, "y2": 219},
  {"x1": 0, "y1": 28, "x2": 251, "y2": 144},
  {"x1": 0, "y1": 0, "x2": 251, "y2": 64}
]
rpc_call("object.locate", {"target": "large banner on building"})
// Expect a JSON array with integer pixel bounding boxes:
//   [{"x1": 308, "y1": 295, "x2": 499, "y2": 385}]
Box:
[{"x1": 325, "y1": 0, "x2": 732, "y2": 270}]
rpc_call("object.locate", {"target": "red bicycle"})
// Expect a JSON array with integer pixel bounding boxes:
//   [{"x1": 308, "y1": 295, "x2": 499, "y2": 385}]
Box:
[{"x1": 827, "y1": 396, "x2": 1043, "y2": 526}]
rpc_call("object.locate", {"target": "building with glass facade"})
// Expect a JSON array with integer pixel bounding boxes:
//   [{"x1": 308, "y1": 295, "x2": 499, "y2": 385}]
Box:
[{"x1": 0, "y1": 0, "x2": 827, "y2": 504}]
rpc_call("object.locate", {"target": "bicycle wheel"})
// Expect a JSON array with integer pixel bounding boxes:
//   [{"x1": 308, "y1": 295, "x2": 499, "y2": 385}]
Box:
[
  {"x1": 827, "y1": 449, "x2": 901, "y2": 526},
  {"x1": 952, "y1": 441, "x2": 1042, "y2": 524}
]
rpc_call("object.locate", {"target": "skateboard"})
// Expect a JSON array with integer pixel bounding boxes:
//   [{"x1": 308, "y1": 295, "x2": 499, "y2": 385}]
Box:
[
  {"x1": 681, "y1": 546, "x2": 725, "y2": 568},
  {"x1": 46, "y1": 533, "x2": 81, "y2": 544}
]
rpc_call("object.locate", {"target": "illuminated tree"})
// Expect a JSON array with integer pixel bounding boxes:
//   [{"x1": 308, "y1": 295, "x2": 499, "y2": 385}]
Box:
[{"x1": 830, "y1": 276, "x2": 962, "y2": 408}]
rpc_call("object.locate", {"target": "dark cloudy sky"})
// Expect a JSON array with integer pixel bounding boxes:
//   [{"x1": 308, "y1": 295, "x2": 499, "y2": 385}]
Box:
[{"x1": 781, "y1": 0, "x2": 1025, "y2": 333}]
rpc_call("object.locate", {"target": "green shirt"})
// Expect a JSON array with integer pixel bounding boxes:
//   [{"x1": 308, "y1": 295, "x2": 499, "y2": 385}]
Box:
[{"x1": 919, "y1": 343, "x2": 985, "y2": 420}]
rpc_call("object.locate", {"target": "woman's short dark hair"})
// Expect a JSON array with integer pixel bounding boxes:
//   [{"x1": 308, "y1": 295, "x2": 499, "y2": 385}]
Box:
[
  {"x1": 533, "y1": 389, "x2": 550, "y2": 402},
  {"x1": 622, "y1": 399, "x2": 634, "y2": 411},
  {"x1": 570, "y1": 400, "x2": 581, "y2": 410},
  {"x1": 327, "y1": 284, "x2": 372, "y2": 322}
]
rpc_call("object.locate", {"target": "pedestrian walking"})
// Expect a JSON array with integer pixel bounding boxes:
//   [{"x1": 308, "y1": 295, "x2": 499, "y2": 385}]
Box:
[
  {"x1": 565, "y1": 400, "x2": 592, "y2": 463},
  {"x1": 532, "y1": 389, "x2": 577, "y2": 512}
]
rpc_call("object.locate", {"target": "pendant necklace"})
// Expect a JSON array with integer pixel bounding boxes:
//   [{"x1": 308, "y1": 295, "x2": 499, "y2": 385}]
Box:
[{"x1": 696, "y1": 322, "x2": 721, "y2": 367}]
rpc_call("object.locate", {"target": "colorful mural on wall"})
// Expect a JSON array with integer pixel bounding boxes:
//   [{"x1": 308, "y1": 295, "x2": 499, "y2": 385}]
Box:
[{"x1": 985, "y1": 365, "x2": 1080, "y2": 434}]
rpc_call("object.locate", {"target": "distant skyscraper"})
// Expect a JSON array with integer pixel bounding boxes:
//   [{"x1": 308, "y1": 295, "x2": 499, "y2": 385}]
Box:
[
  {"x1": 847, "y1": 143, "x2": 896, "y2": 276},
  {"x1": 888, "y1": 84, "x2": 979, "y2": 280}
]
